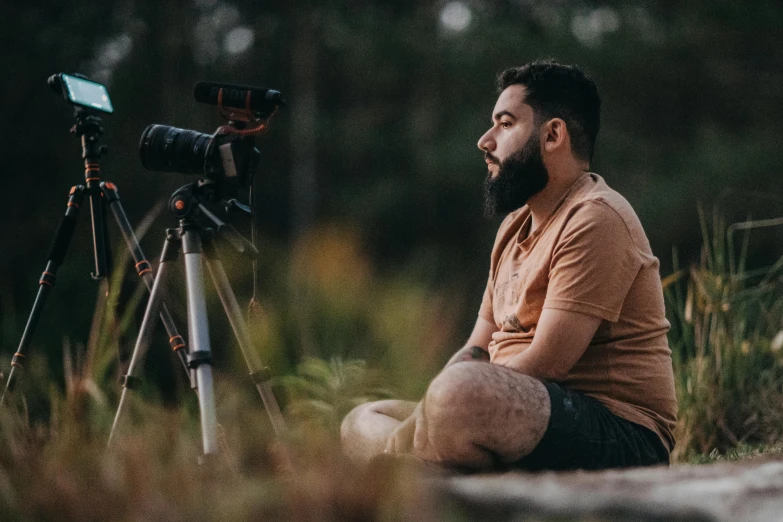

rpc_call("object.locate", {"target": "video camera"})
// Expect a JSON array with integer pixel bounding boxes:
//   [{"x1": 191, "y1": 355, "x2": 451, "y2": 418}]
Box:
[{"x1": 138, "y1": 81, "x2": 286, "y2": 193}]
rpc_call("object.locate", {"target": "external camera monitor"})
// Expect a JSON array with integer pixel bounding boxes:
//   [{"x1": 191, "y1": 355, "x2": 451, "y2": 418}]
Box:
[{"x1": 61, "y1": 73, "x2": 114, "y2": 113}]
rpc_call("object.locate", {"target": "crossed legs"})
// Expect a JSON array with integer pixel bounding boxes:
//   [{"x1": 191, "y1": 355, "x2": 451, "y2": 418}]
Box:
[
  {"x1": 340, "y1": 399, "x2": 418, "y2": 466},
  {"x1": 340, "y1": 361, "x2": 551, "y2": 470}
]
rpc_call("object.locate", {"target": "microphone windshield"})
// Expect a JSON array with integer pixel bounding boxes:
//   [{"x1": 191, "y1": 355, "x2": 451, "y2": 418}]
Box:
[{"x1": 193, "y1": 81, "x2": 286, "y2": 114}]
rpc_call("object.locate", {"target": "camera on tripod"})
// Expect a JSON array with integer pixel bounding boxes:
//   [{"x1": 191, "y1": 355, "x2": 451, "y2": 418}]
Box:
[
  {"x1": 110, "y1": 82, "x2": 289, "y2": 456},
  {"x1": 6, "y1": 72, "x2": 289, "y2": 461},
  {"x1": 138, "y1": 82, "x2": 286, "y2": 194}
]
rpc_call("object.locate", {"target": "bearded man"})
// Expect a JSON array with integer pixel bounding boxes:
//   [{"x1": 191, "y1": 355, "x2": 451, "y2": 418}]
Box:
[{"x1": 341, "y1": 61, "x2": 677, "y2": 471}]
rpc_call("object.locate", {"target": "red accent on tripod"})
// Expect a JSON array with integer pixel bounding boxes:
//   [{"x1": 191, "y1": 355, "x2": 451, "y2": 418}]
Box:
[
  {"x1": 169, "y1": 335, "x2": 186, "y2": 352},
  {"x1": 11, "y1": 353, "x2": 25, "y2": 369},
  {"x1": 215, "y1": 88, "x2": 278, "y2": 137},
  {"x1": 135, "y1": 260, "x2": 152, "y2": 277}
]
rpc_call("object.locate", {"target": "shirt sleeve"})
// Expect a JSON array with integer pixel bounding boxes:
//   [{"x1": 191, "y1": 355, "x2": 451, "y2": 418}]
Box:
[{"x1": 543, "y1": 200, "x2": 643, "y2": 322}]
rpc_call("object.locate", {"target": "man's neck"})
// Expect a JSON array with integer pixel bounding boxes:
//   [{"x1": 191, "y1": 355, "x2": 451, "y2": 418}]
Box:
[{"x1": 528, "y1": 167, "x2": 588, "y2": 233}]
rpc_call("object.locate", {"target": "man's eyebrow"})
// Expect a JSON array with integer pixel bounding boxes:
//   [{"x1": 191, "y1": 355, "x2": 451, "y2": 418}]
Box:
[{"x1": 493, "y1": 110, "x2": 517, "y2": 122}]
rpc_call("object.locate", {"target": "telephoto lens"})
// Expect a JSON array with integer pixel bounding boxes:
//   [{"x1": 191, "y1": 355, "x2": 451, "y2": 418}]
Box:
[{"x1": 139, "y1": 124, "x2": 213, "y2": 175}]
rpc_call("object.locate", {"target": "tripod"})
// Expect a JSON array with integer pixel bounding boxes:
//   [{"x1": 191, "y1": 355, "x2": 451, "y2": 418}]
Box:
[
  {"x1": 1, "y1": 108, "x2": 190, "y2": 404},
  {"x1": 108, "y1": 181, "x2": 286, "y2": 457}
]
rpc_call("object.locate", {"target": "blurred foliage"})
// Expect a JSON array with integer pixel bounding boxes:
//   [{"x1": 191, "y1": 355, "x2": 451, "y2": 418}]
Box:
[
  {"x1": 0, "y1": 290, "x2": 440, "y2": 521},
  {"x1": 667, "y1": 208, "x2": 783, "y2": 460},
  {"x1": 0, "y1": 367, "x2": 437, "y2": 521},
  {"x1": 3, "y1": 0, "x2": 782, "y2": 383},
  {"x1": 278, "y1": 357, "x2": 394, "y2": 434},
  {"x1": 0, "y1": 2, "x2": 782, "y2": 500},
  {"x1": 685, "y1": 443, "x2": 783, "y2": 465}
]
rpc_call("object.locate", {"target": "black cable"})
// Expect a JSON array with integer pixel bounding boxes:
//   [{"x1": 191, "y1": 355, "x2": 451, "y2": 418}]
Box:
[{"x1": 248, "y1": 168, "x2": 260, "y2": 317}]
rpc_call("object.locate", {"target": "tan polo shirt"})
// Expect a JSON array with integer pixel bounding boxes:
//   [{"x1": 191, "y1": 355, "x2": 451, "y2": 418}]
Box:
[{"x1": 478, "y1": 173, "x2": 677, "y2": 451}]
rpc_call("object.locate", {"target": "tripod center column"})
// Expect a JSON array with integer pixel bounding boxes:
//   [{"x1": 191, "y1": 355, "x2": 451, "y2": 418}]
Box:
[{"x1": 181, "y1": 224, "x2": 219, "y2": 456}]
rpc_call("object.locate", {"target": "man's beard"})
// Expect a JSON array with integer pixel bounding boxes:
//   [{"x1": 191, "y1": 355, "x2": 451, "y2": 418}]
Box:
[{"x1": 482, "y1": 134, "x2": 549, "y2": 218}]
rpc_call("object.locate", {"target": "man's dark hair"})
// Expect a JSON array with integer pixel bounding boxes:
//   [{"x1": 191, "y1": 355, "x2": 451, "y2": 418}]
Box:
[{"x1": 498, "y1": 61, "x2": 601, "y2": 163}]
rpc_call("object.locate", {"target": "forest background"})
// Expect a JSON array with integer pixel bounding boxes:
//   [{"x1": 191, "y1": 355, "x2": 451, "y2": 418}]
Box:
[{"x1": 1, "y1": 0, "x2": 783, "y2": 467}]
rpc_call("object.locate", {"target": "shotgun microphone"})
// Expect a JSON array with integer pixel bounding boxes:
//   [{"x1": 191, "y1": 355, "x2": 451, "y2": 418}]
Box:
[{"x1": 193, "y1": 81, "x2": 286, "y2": 114}]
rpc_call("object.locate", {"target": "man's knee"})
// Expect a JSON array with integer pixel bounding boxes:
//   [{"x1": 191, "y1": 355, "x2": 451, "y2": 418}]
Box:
[
  {"x1": 415, "y1": 362, "x2": 546, "y2": 462},
  {"x1": 424, "y1": 361, "x2": 491, "y2": 416},
  {"x1": 416, "y1": 362, "x2": 491, "y2": 453}
]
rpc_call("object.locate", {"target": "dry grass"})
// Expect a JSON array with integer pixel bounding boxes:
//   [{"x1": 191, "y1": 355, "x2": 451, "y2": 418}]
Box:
[
  {"x1": 0, "y1": 357, "x2": 444, "y2": 521},
  {"x1": 3, "y1": 208, "x2": 783, "y2": 518},
  {"x1": 0, "y1": 223, "x2": 462, "y2": 520},
  {"x1": 666, "y1": 206, "x2": 783, "y2": 461}
]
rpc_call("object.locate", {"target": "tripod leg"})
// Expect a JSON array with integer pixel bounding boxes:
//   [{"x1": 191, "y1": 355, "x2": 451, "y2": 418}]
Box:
[
  {"x1": 101, "y1": 187, "x2": 114, "y2": 281},
  {"x1": 1, "y1": 186, "x2": 85, "y2": 404},
  {"x1": 101, "y1": 182, "x2": 190, "y2": 382},
  {"x1": 108, "y1": 230, "x2": 180, "y2": 447},
  {"x1": 85, "y1": 164, "x2": 109, "y2": 279},
  {"x1": 203, "y1": 236, "x2": 288, "y2": 438},
  {"x1": 182, "y1": 226, "x2": 219, "y2": 456}
]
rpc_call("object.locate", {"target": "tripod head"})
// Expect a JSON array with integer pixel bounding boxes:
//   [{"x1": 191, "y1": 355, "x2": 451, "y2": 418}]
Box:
[
  {"x1": 71, "y1": 111, "x2": 109, "y2": 164},
  {"x1": 169, "y1": 182, "x2": 258, "y2": 259}
]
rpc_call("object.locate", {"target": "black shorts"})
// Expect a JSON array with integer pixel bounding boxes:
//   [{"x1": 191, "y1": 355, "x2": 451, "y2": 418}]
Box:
[{"x1": 514, "y1": 381, "x2": 670, "y2": 471}]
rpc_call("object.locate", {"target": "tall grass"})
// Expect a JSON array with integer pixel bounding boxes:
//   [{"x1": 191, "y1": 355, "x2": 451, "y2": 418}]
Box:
[
  {"x1": 666, "y1": 206, "x2": 783, "y2": 461},
  {"x1": 4, "y1": 204, "x2": 783, "y2": 519},
  {"x1": 0, "y1": 222, "x2": 457, "y2": 520},
  {"x1": 0, "y1": 371, "x2": 433, "y2": 521}
]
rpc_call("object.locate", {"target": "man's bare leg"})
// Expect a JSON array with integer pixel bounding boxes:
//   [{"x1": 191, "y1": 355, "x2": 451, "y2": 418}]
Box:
[
  {"x1": 341, "y1": 399, "x2": 418, "y2": 466},
  {"x1": 412, "y1": 361, "x2": 550, "y2": 470}
]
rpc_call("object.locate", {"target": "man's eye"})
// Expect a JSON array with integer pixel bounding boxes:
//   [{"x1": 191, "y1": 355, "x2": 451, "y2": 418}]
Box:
[{"x1": 501, "y1": 121, "x2": 512, "y2": 128}]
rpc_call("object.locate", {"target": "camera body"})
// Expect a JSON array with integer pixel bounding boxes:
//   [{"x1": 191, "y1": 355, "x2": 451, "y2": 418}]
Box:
[
  {"x1": 138, "y1": 82, "x2": 284, "y2": 197},
  {"x1": 139, "y1": 124, "x2": 260, "y2": 195}
]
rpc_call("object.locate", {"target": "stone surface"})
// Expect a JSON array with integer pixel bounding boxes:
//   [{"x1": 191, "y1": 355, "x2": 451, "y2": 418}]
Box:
[{"x1": 426, "y1": 455, "x2": 783, "y2": 521}]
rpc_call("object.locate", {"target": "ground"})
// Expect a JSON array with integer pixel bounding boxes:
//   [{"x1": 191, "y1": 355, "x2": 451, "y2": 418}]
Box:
[{"x1": 389, "y1": 454, "x2": 783, "y2": 521}]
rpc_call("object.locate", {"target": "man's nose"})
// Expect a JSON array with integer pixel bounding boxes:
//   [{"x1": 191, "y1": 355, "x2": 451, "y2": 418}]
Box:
[{"x1": 477, "y1": 128, "x2": 495, "y2": 152}]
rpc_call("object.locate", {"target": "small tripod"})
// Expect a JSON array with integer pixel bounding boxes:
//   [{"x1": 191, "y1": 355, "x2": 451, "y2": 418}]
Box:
[
  {"x1": 1, "y1": 107, "x2": 190, "y2": 404},
  {"x1": 108, "y1": 181, "x2": 286, "y2": 456}
]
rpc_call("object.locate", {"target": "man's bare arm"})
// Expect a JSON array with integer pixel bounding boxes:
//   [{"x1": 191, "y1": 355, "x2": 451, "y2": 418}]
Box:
[
  {"x1": 445, "y1": 316, "x2": 498, "y2": 366},
  {"x1": 504, "y1": 308, "x2": 601, "y2": 381}
]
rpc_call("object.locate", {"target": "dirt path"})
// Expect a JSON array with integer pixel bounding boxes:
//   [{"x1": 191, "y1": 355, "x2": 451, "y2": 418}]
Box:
[{"x1": 426, "y1": 455, "x2": 783, "y2": 521}]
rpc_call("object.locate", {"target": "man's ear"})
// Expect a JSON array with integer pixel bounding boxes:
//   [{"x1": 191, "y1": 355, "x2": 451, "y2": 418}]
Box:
[{"x1": 543, "y1": 118, "x2": 568, "y2": 153}]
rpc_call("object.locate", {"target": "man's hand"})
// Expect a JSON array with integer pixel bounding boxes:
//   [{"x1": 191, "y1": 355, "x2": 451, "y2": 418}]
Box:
[
  {"x1": 445, "y1": 316, "x2": 497, "y2": 366},
  {"x1": 448, "y1": 345, "x2": 490, "y2": 365}
]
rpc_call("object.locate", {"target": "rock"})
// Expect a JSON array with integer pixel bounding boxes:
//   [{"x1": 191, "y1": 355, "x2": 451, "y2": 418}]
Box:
[{"x1": 422, "y1": 455, "x2": 783, "y2": 521}]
